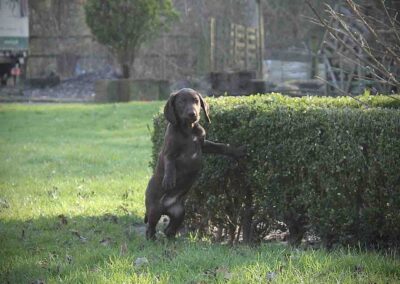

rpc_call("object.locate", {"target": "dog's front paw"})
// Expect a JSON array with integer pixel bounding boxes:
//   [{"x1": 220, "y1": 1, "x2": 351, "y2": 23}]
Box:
[
  {"x1": 162, "y1": 175, "x2": 176, "y2": 190},
  {"x1": 232, "y1": 145, "x2": 247, "y2": 159}
]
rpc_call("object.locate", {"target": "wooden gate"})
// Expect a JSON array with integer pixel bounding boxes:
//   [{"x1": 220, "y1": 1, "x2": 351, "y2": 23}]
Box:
[{"x1": 209, "y1": 18, "x2": 259, "y2": 72}]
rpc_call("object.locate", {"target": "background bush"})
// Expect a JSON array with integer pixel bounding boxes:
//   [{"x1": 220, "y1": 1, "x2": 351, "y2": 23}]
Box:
[{"x1": 151, "y1": 94, "x2": 400, "y2": 247}]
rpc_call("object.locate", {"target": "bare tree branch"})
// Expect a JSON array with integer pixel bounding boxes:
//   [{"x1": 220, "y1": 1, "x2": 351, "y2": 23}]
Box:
[
  {"x1": 316, "y1": 76, "x2": 370, "y2": 108},
  {"x1": 307, "y1": 0, "x2": 400, "y2": 96}
]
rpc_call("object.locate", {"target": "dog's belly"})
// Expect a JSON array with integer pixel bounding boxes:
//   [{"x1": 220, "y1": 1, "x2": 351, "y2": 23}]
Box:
[
  {"x1": 161, "y1": 167, "x2": 199, "y2": 211},
  {"x1": 176, "y1": 151, "x2": 202, "y2": 174}
]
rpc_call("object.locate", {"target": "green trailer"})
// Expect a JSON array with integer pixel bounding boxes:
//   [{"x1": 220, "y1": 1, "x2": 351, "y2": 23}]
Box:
[{"x1": 0, "y1": 0, "x2": 29, "y2": 85}]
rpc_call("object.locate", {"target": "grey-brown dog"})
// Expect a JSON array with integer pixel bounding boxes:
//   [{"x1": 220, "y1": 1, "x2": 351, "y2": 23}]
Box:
[{"x1": 144, "y1": 88, "x2": 245, "y2": 240}]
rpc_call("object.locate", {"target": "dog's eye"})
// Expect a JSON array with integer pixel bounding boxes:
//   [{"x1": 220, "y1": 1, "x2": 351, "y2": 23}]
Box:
[{"x1": 193, "y1": 98, "x2": 199, "y2": 104}]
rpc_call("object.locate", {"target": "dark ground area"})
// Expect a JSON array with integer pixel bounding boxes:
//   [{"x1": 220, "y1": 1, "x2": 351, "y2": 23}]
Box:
[{"x1": 0, "y1": 69, "x2": 117, "y2": 103}]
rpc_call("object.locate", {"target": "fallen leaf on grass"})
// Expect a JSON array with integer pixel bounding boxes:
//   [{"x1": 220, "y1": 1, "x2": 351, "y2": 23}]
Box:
[
  {"x1": 37, "y1": 259, "x2": 49, "y2": 269},
  {"x1": 58, "y1": 214, "x2": 68, "y2": 225},
  {"x1": 216, "y1": 266, "x2": 233, "y2": 280},
  {"x1": 122, "y1": 190, "x2": 129, "y2": 199},
  {"x1": 48, "y1": 252, "x2": 58, "y2": 261},
  {"x1": 203, "y1": 266, "x2": 233, "y2": 280},
  {"x1": 99, "y1": 237, "x2": 113, "y2": 246},
  {"x1": 354, "y1": 264, "x2": 364, "y2": 274},
  {"x1": 70, "y1": 229, "x2": 87, "y2": 242},
  {"x1": 103, "y1": 213, "x2": 118, "y2": 224},
  {"x1": 120, "y1": 242, "x2": 128, "y2": 255},
  {"x1": 76, "y1": 186, "x2": 95, "y2": 199},
  {"x1": 163, "y1": 249, "x2": 177, "y2": 260},
  {"x1": 118, "y1": 205, "x2": 130, "y2": 214},
  {"x1": 0, "y1": 198, "x2": 10, "y2": 210},
  {"x1": 66, "y1": 255, "x2": 73, "y2": 264},
  {"x1": 47, "y1": 186, "x2": 59, "y2": 199},
  {"x1": 203, "y1": 268, "x2": 216, "y2": 277},
  {"x1": 90, "y1": 266, "x2": 101, "y2": 273},
  {"x1": 134, "y1": 257, "x2": 149, "y2": 268},
  {"x1": 266, "y1": 271, "x2": 278, "y2": 282},
  {"x1": 137, "y1": 243, "x2": 145, "y2": 251}
]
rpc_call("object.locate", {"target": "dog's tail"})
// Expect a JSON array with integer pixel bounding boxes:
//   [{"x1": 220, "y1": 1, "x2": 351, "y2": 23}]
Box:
[{"x1": 144, "y1": 214, "x2": 148, "y2": 224}]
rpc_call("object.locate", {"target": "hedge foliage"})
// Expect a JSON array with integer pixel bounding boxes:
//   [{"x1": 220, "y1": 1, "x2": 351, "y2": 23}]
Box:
[{"x1": 151, "y1": 94, "x2": 400, "y2": 247}]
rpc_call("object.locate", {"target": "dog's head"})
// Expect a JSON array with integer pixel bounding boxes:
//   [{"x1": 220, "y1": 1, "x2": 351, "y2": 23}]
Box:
[{"x1": 164, "y1": 88, "x2": 210, "y2": 126}]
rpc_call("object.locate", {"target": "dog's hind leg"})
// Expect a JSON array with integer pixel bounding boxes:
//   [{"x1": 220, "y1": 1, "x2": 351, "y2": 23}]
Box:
[
  {"x1": 164, "y1": 202, "x2": 185, "y2": 239},
  {"x1": 146, "y1": 208, "x2": 161, "y2": 240}
]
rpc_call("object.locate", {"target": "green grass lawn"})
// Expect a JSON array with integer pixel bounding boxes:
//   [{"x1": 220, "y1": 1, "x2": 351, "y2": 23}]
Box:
[{"x1": 0, "y1": 102, "x2": 399, "y2": 283}]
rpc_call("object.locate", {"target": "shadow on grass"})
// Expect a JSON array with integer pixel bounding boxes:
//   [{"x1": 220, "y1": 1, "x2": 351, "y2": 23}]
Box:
[
  {"x1": 2, "y1": 214, "x2": 400, "y2": 283},
  {"x1": 1, "y1": 212, "x2": 261, "y2": 283},
  {"x1": 0, "y1": 213, "x2": 151, "y2": 283}
]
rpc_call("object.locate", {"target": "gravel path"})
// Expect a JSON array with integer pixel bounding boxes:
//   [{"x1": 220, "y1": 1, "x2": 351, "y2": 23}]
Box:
[{"x1": 20, "y1": 70, "x2": 118, "y2": 102}]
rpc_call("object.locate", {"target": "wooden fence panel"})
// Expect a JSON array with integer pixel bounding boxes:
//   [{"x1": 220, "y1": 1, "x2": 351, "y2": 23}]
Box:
[{"x1": 210, "y1": 18, "x2": 259, "y2": 72}]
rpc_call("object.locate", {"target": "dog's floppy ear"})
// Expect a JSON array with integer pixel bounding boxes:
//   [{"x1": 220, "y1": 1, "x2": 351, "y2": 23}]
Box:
[
  {"x1": 197, "y1": 92, "x2": 211, "y2": 123},
  {"x1": 164, "y1": 92, "x2": 178, "y2": 125}
]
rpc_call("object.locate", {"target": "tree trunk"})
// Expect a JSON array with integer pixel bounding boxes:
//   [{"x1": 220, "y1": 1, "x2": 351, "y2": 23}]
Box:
[
  {"x1": 121, "y1": 63, "x2": 130, "y2": 79},
  {"x1": 242, "y1": 191, "x2": 254, "y2": 244}
]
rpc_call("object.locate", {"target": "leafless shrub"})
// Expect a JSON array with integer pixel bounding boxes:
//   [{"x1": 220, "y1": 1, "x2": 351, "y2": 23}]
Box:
[{"x1": 307, "y1": 0, "x2": 400, "y2": 97}]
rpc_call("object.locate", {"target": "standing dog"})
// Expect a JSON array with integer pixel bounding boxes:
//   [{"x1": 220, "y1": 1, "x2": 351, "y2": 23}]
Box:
[{"x1": 144, "y1": 88, "x2": 245, "y2": 240}]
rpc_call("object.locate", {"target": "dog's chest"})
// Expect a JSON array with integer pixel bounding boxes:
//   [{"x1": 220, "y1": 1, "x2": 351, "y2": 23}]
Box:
[{"x1": 176, "y1": 135, "x2": 202, "y2": 170}]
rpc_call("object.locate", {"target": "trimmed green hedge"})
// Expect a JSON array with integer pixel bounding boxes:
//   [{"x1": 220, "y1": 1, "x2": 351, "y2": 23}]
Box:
[{"x1": 151, "y1": 94, "x2": 400, "y2": 247}]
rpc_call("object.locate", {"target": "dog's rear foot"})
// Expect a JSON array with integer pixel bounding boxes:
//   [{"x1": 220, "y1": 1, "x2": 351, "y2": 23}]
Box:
[
  {"x1": 164, "y1": 226, "x2": 178, "y2": 239},
  {"x1": 146, "y1": 228, "x2": 157, "y2": 240}
]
